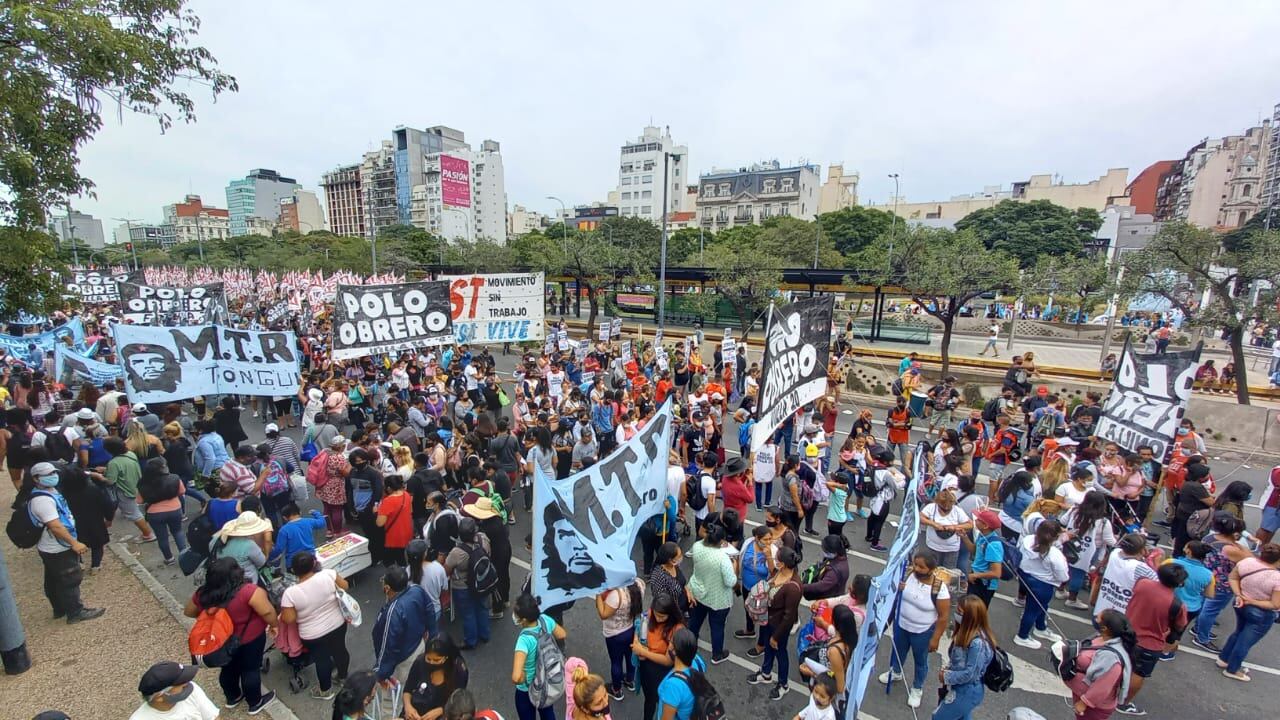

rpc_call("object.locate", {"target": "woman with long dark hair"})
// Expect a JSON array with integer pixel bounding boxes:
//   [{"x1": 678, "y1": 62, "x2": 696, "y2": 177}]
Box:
[
  {"x1": 1065, "y1": 610, "x2": 1137, "y2": 720},
  {"x1": 184, "y1": 557, "x2": 277, "y2": 714},
  {"x1": 749, "y1": 546, "x2": 804, "y2": 702},
  {"x1": 331, "y1": 670, "x2": 378, "y2": 720},
  {"x1": 596, "y1": 577, "x2": 645, "y2": 701},
  {"x1": 687, "y1": 518, "x2": 735, "y2": 664},
  {"x1": 403, "y1": 634, "x2": 470, "y2": 720},
  {"x1": 631, "y1": 593, "x2": 686, "y2": 720},
  {"x1": 1013, "y1": 519, "x2": 1069, "y2": 650},
  {"x1": 1063, "y1": 491, "x2": 1115, "y2": 609},
  {"x1": 647, "y1": 541, "x2": 691, "y2": 617},
  {"x1": 934, "y1": 594, "x2": 996, "y2": 720},
  {"x1": 798, "y1": 603, "x2": 859, "y2": 706},
  {"x1": 280, "y1": 551, "x2": 351, "y2": 700},
  {"x1": 214, "y1": 396, "x2": 249, "y2": 451}
]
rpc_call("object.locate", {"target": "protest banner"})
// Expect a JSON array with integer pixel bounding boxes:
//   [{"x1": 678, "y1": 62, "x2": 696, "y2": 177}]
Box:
[
  {"x1": 1094, "y1": 335, "x2": 1202, "y2": 458},
  {"x1": 597, "y1": 320, "x2": 611, "y2": 342},
  {"x1": 55, "y1": 344, "x2": 122, "y2": 386},
  {"x1": 621, "y1": 340, "x2": 633, "y2": 362},
  {"x1": 65, "y1": 269, "x2": 134, "y2": 302},
  {"x1": 844, "y1": 441, "x2": 924, "y2": 719},
  {"x1": 751, "y1": 295, "x2": 834, "y2": 451},
  {"x1": 442, "y1": 272, "x2": 546, "y2": 345},
  {"x1": 119, "y1": 282, "x2": 227, "y2": 325},
  {"x1": 576, "y1": 339, "x2": 590, "y2": 360},
  {"x1": 264, "y1": 299, "x2": 290, "y2": 325},
  {"x1": 113, "y1": 323, "x2": 301, "y2": 403},
  {"x1": 531, "y1": 401, "x2": 674, "y2": 607},
  {"x1": 331, "y1": 281, "x2": 453, "y2": 360},
  {"x1": 0, "y1": 317, "x2": 85, "y2": 357},
  {"x1": 610, "y1": 318, "x2": 622, "y2": 338}
]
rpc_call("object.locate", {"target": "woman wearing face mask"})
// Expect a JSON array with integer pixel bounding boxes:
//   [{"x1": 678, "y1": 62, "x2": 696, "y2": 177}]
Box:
[
  {"x1": 687, "y1": 519, "x2": 737, "y2": 665},
  {"x1": 632, "y1": 593, "x2": 686, "y2": 720},
  {"x1": 878, "y1": 549, "x2": 951, "y2": 709},
  {"x1": 566, "y1": 661, "x2": 613, "y2": 720},
  {"x1": 331, "y1": 670, "x2": 378, "y2": 720},
  {"x1": 648, "y1": 541, "x2": 692, "y2": 617},
  {"x1": 1063, "y1": 610, "x2": 1136, "y2": 720},
  {"x1": 1192, "y1": 515, "x2": 1251, "y2": 653},
  {"x1": 933, "y1": 594, "x2": 996, "y2": 720},
  {"x1": 1176, "y1": 420, "x2": 1206, "y2": 455},
  {"x1": 1213, "y1": 481, "x2": 1253, "y2": 522},
  {"x1": 798, "y1": 603, "x2": 859, "y2": 709},
  {"x1": 748, "y1": 546, "x2": 804, "y2": 702},
  {"x1": 920, "y1": 489, "x2": 972, "y2": 572},
  {"x1": 1013, "y1": 519, "x2": 1069, "y2": 650},
  {"x1": 736, "y1": 525, "x2": 776, "y2": 640},
  {"x1": 402, "y1": 635, "x2": 469, "y2": 720}
]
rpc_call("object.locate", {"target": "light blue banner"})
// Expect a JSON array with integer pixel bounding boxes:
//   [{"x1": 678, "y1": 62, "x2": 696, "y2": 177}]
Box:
[
  {"x1": 113, "y1": 323, "x2": 301, "y2": 403},
  {"x1": 844, "y1": 440, "x2": 925, "y2": 720},
  {"x1": 0, "y1": 317, "x2": 85, "y2": 357},
  {"x1": 55, "y1": 344, "x2": 122, "y2": 386},
  {"x1": 531, "y1": 401, "x2": 674, "y2": 608}
]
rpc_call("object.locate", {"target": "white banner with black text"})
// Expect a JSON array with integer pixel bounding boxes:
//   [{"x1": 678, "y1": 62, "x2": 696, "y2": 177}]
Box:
[{"x1": 751, "y1": 295, "x2": 834, "y2": 451}]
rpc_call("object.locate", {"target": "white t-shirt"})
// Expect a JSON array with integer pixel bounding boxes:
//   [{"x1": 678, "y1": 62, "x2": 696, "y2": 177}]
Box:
[
  {"x1": 128, "y1": 682, "x2": 219, "y2": 720},
  {"x1": 753, "y1": 444, "x2": 778, "y2": 484},
  {"x1": 988, "y1": 324, "x2": 1000, "y2": 340},
  {"x1": 280, "y1": 569, "x2": 345, "y2": 640},
  {"x1": 666, "y1": 465, "x2": 685, "y2": 501},
  {"x1": 696, "y1": 474, "x2": 717, "y2": 520},
  {"x1": 1062, "y1": 510, "x2": 1116, "y2": 573},
  {"x1": 464, "y1": 364, "x2": 479, "y2": 391},
  {"x1": 922, "y1": 503, "x2": 970, "y2": 553},
  {"x1": 1055, "y1": 482, "x2": 1089, "y2": 511},
  {"x1": 797, "y1": 696, "x2": 838, "y2": 720},
  {"x1": 898, "y1": 572, "x2": 949, "y2": 633},
  {"x1": 418, "y1": 560, "x2": 448, "y2": 609},
  {"x1": 547, "y1": 370, "x2": 565, "y2": 398},
  {"x1": 1093, "y1": 549, "x2": 1157, "y2": 616},
  {"x1": 29, "y1": 492, "x2": 69, "y2": 554}
]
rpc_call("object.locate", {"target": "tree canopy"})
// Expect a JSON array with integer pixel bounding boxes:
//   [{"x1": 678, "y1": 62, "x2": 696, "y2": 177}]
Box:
[
  {"x1": 955, "y1": 199, "x2": 1102, "y2": 268},
  {"x1": 816, "y1": 205, "x2": 897, "y2": 258}
]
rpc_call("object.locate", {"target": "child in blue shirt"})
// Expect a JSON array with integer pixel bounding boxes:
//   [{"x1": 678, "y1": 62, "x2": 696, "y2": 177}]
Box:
[{"x1": 267, "y1": 502, "x2": 326, "y2": 567}]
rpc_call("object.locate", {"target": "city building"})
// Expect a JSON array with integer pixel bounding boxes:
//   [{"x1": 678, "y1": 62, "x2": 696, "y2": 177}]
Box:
[
  {"x1": 393, "y1": 126, "x2": 469, "y2": 225},
  {"x1": 679, "y1": 186, "x2": 698, "y2": 214},
  {"x1": 409, "y1": 140, "x2": 507, "y2": 243},
  {"x1": 1125, "y1": 160, "x2": 1178, "y2": 216},
  {"x1": 568, "y1": 204, "x2": 619, "y2": 232},
  {"x1": 616, "y1": 126, "x2": 688, "y2": 220},
  {"x1": 276, "y1": 190, "x2": 325, "y2": 233},
  {"x1": 1264, "y1": 102, "x2": 1280, "y2": 213},
  {"x1": 817, "y1": 164, "x2": 860, "y2": 214},
  {"x1": 666, "y1": 211, "x2": 697, "y2": 232},
  {"x1": 243, "y1": 216, "x2": 276, "y2": 237},
  {"x1": 361, "y1": 140, "x2": 399, "y2": 240},
  {"x1": 507, "y1": 204, "x2": 549, "y2": 237},
  {"x1": 869, "y1": 169, "x2": 1130, "y2": 221},
  {"x1": 1155, "y1": 121, "x2": 1272, "y2": 229},
  {"x1": 320, "y1": 163, "x2": 365, "y2": 238},
  {"x1": 48, "y1": 210, "x2": 106, "y2": 249},
  {"x1": 696, "y1": 160, "x2": 821, "y2": 230},
  {"x1": 163, "y1": 195, "x2": 229, "y2": 246},
  {"x1": 122, "y1": 224, "x2": 177, "y2": 248},
  {"x1": 225, "y1": 169, "x2": 300, "y2": 236},
  {"x1": 1093, "y1": 205, "x2": 1162, "y2": 261}
]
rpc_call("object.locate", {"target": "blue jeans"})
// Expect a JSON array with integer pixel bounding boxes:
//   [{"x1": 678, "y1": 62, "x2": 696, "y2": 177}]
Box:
[
  {"x1": 514, "y1": 688, "x2": 556, "y2": 720},
  {"x1": 1195, "y1": 587, "x2": 1234, "y2": 643},
  {"x1": 956, "y1": 542, "x2": 971, "y2": 583},
  {"x1": 180, "y1": 476, "x2": 209, "y2": 508},
  {"x1": 891, "y1": 623, "x2": 933, "y2": 690},
  {"x1": 932, "y1": 680, "x2": 984, "y2": 720},
  {"x1": 604, "y1": 629, "x2": 635, "y2": 692},
  {"x1": 754, "y1": 481, "x2": 774, "y2": 509},
  {"x1": 454, "y1": 587, "x2": 490, "y2": 647},
  {"x1": 1067, "y1": 566, "x2": 1089, "y2": 597},
  {"x1": 759, "y1": 624, "x2": 789, "y2": 685},
  {"x1": 424, "y1": 601, "x2": 439, "y2": 640},
  {"x1": 146, "y1": 509, "x2": 187, "y2": 562},
  {"x1": 688, "y1": 604, "x2": 730, "y2": 656},
  {"x1": 1218, "y1": 605, "x2": 1277, "y2": 673},
  {"x1": 1017, "y1": 575, "x2": 1055, "y2": 639}
]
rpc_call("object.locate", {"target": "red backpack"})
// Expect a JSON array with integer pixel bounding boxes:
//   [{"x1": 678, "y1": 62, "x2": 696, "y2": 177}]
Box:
[
  {"x1": 306, "y1": 450, "x2": 330, "y2": 487},
  {"x1": 189, "y1": 605, "x2": 242, "y2": 667}
]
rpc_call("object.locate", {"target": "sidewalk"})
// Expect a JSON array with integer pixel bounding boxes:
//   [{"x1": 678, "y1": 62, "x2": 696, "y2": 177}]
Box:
[{"x1": 0, "y1": 479, "x2": 293, "y2": 720}]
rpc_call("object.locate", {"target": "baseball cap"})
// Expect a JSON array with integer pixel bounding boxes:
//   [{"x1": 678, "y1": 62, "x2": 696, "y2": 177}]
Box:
[
  {"x1": 30, "y1": 462, "x2": 58, "y2": 480},
  {"x1": 132, "y1": 403, "x2": 147, "y2": 413},
  {"x1": 137, "y1": 660, "x2": 198, "y2": 697},
  {"x1": 264, "y1": 423, "x2": 279, "y2": 434},
  {"x1": 974, "y1": 509, "x2": 1002, "y2": 529}
]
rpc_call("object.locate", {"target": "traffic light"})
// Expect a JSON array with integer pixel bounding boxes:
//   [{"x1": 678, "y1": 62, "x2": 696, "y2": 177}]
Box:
[{"x1": 125, "y1": 242, "x2": 133, "y2": 252}]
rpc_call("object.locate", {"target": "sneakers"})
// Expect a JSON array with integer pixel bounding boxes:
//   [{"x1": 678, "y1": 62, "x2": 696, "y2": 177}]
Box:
[
  {"x1": 734, "y1": 629, "x2": 756, "y2": 639},
  {"x1": 224, "y1": 696, "x2": 244, "y2": 709},
  {"x1": 609, "y1": 686, "x2": 625, "y2": 701},
  {"x1": 130, "y1": 534, "x2": 157, "y2": 544},
  {"x1": 248, "y1": 691, "x2": 276, "y2": 715},
  {"x1": 769, "y1": 684, "x2": 789, "y2": 701},
  {"x1": 1115, "y1": 702, "x2": 1147, "y2": 716},
  {"x1": 1033, "y1": 628, "x2": 1063, "y2": 642},
  {"x1": 67, "y1": 607, "x2": 106, "y2": 624},
  {"x1": 877, "y1": 670, "x2": 902, "y2": 685},
  {"x1": 746, "y1": 646, "x2": 765, "y2": 658},
  {"x1": 163, "y1": 557, "x2": 177, "y2": 566},
  {"x1": 623, "y1": 680, "x2": 637, "y2": 693},
  {"x1": 1191, "y1": 637, "x2": 1221, "y2": 653},
  {"x1": 1065, "y1": 599, "x2": 1090, "y2": 610},
  {"x1": 869, "y1": 543, "x2": 888, "y2": 552},
  {"x1": 310, "y1": 687, "x2": 337, "y2": 701},
  {"x1": 1158, "y1": 651, "x2": 1176, "y2": 662},
  {"x1": 906, "y1": 688, "x2": 922, "y2": 708},
  {"x1": 747, "y1": 671, "x2": 773, "y2": 685},
  {"x1": 1013, "y1": 635, "x2": 1042, "y2": 650},
  {"x1": 1054, "y1": 589, "x2": 1069, "y2": 600},
  {"x1": 711, "y1": 652, "x2": 730, "y2": 665},
  {"x1": 857, "y1": 508, "x2": 870, "y2": 518},
  {"x1": 1223, "y1": 669, "x2": 1251, "y2": 682}
]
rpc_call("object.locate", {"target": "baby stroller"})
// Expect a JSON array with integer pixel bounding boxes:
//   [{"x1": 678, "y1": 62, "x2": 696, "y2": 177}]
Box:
[
  {"x1": 260, "y1": 566, "x2": 314, "y2": 694},
  {"x1": 1107, "y1": 498, "x2": 1160, "y2": 547}
]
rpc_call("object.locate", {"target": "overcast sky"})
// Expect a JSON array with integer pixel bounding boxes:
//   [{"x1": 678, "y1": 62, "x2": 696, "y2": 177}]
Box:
[{"x1": 73, "y1": 0, "x2": 1280, "y2": 231}]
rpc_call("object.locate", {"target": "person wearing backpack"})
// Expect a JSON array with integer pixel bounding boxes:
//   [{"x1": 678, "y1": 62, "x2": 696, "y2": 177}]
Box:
[
  {"x1": 137, "y1": 456, "x2": 187, "y2": 566},
  {"x1": 934, "y1": 594, "x2": 997, "y2": 720},
  {"x1": 1063, "y1": 609, "x2": 1137, "y2": 720},
  {"x1": 20, "y1": 461, "x2": 105, "y2": 623},
  {"x1": 748, "y1": 546, "x2": 804, "y2": 702},
  {"x1": 183, "y1": 556, "x2": 278, "y2": 714},
  {"x1": 878, "y1": 549, "x2": 952, "y2": 709},
  {"x1": 511, "y1": 592, "x2": 568, "y2": 720},
  {"x1": 31, "y1": 409, "x2": 79, "y2": 464},
  {"x1": 656, "y1": 627, "x2": 714, "y2": 720},
  {"x1": 964, "y1": 510, "x2": 1006, "y2": 607},
  {"x1": 446, "y1": 517, "x2": 494, "y2": 649}
]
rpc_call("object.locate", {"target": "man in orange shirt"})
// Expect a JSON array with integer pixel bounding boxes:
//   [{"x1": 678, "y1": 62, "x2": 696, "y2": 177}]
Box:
[{"x1": 885, "y1": 395, "x2": 912, "y2": 468}]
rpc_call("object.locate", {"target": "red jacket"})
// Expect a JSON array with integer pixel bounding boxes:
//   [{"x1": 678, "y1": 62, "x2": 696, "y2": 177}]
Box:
[{"x1": 720, "y1": 474, "x2": 754, "y2": 520}]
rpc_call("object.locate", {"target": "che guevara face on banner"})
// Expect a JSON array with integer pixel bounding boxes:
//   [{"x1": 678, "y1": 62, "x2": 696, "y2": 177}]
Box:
[
  {"x1": 121, "y1": 343, "x2": 180, "y2": 394},
  {"x1": 540, "y1": 502, "x2": 607, "y2": 591}
]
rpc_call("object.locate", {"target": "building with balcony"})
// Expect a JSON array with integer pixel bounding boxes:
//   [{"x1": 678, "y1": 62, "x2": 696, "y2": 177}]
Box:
[
  {"x1": 1264, "y1": 102, "x2": 1280, "y2": 212},
  {"x1": 361, "y1": 141, "x2": 400, "y2": 240},
  {"x1": 225, "y1": 169, "x2": 299, "y2": 236},
  {"x1": 277, "y1": 190, "x2": 325, "y2": 234},
  {"x1": 1155, "y1": 121, "x2": 1272, "y2": 229},
  {"x1": 320, "y1": 163, "x2": 364, "y2": 238},
  {"x1": 508, "y1": 204, "x2": 549, "y2": 237},
  {"x1": 616, "y1": 126, "x2": 687, "y2": 220},
  {"x1": 409, "y1": 140, "x2": 507, "y2": 243},
  {"x1": 163, "y1": 195, "x2": 229, "y2": 246},
  {"x1": 818, "y1": 164, "x2": 860, "y2": 213},
  {"x1": 1125, "y1": 160, "x2": 1178, "y2": 216},
  {"x1": 695, "y1": 161, "x2": 821, "y2": 229}
]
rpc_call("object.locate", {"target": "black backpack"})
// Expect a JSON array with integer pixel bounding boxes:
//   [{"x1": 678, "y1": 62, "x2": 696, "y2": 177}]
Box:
[
  {"x1": 686, "y1": 473, "x2": 709, "y2": 512},
  {"x1": 981, "y1": 397, "x2": 1002, "y2": 423},
  {"x1": 982, "y1": 643, "x2": 1014, "y2": 692},
  {"x1": 186, "y1": 507, "x2": 216, "y2": 560},
  {"x1": 675, "y1": 669, "x2": 726, "y2": 720},
  {"x1": 42, "y1": 429, "x2": 76, "y2": 463},
  {"x1": 6, "y1": 490, "x2": 54, "y2": 549},
  {"x1": 464, "y1": 541, "x2": 499, "y2": 596},
  {"x1": 1051, "y1": 639, "x2": 1128, "y2": 683}
]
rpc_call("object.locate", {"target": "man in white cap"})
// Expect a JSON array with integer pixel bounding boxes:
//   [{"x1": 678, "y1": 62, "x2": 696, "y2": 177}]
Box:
[
  {"x1": 26, "y1": 461, "x2": 106, "y2": 623},
  {"x1": 132, "y1": 402, "x2": 162, "y2": 436}
]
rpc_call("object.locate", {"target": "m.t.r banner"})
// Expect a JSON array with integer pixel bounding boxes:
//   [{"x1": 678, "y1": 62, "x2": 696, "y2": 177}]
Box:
[
  {"x1": 442, "y1": 272, "x2": 546, "y2": 345},
  {"x1": 751, "y1": 295, "x2": 834, "y2": 451},
  {"x1": 119, "y1": 282, "x2": 228, "y2": 325},
  {"x1": 1094, "y1": 335, "x2": 1202, "y2": 458},
  {"x1": 113, "y1": 323, "x2": 300, "y2": 403},
  {"x1": 331, "y1": 281, "x2": 453, "y2": 360},
  {"x1": 531, "y1": 401, "x2": 674, "y2": 608}
]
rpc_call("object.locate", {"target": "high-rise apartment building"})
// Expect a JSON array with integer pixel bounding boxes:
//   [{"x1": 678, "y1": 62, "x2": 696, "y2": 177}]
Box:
[
  {"x1": 277, "y1": 190, "x2": 325, "y2": 233},
  {"x1": 405, "y1": 135, "x2": 506, "y2": 243},
  {"x1": 49, "y1": 210, "x2": 106, "y2": 249},
  {"x1": 695, "y1": 161, "x2": 821, "y2": 230},
  {"x1": 1260, "y1": 102, "x2": 1280, "y2": 221},
  {"x1": 163, "y1": 195, "x2": 229, "y2": 246},
  {"x1": 320, "y1": 164, "x2": 365, "y2": 238},
  {"x1": 1155, "y1": 121, "x2": 1272, "y2": 229},
  {"x1": 361, "y1": 140, "x2": 400, "y2": 240},
  {"x1": 225, "y1": 169, "x2": 300, "y2": 236},
  {"x1": 508, "y1": 204, "x2": 548, "y2": 238},
  {"x1": 393, "y1": 126, "x2": 469, "y2": 225},
  {"x1": 616, "y1": 126, "x2": 687, "y2": 220}
]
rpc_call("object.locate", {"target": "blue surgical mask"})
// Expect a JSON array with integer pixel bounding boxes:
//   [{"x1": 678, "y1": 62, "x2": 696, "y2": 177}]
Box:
[
  {"x1": 1177, "y1": 428, "x2": 1189, "y2": 435},
  {"x1": 35, "y1": 474, "x2": 59, "y2": 488}
]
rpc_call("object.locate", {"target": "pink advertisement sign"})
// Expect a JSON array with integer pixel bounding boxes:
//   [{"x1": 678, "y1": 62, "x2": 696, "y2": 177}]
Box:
[{"x1": 440, "y1": 154, "x2": 471, "y2": 208}]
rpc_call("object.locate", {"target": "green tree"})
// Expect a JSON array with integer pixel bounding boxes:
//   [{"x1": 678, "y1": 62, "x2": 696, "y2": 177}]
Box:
[
  {"x1": 1028, "y1": 252, "x2": 1118, "y2": 334},
  {"x1": 444, "y1": 237, "x2": 516, "y2": 273},
  {"x1": 858, "y1": 226, "x2": 1019, "y2": 373},
  {"x1": 697, "y1": 230, "x2": 785, "y2": 336},
  {"x1": 955, "y1": 200, "x2": 1102, "y2": 268},
  {"x1": 817, "y1": 205, "x2": 897, "y2": 258},
  {"x1": 668, "y1": 227, "x2": 707, "y2": 266},
  {"x1": 514, "y1": 228, "x2": 650, "y2": 335},
  {"x1": 756, "y1": 216, "x2": 843, "y2": 267},
  {"x1": 1, "y1": 1, "x2": 234, "y2": 314},
  {"x1": 376, "y1": 224, "x2": 443, "y2": 273},
  {"x1": 1120, "y1": 221, "x2": 1280, "y2": 405}
]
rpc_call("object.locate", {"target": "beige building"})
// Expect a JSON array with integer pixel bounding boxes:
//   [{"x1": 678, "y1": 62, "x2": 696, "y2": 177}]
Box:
[
  {"x1": 870, "y1": 168, "x2": 1129, "y2": 221},
  {"x1": 320, "y1": 163, "x2": 364, "y2": 238},
  {"x1": 696, "y1": 161, "x2": 821, "y2": 230},
  {"x1": 817, "y1": 164, "x2": 860, "y2": 213},
  {"x1": 1159, "y1": 122, "x2": 1272, "y2": 229},
  {"x1": 507, "y1": 204, "x2": 548, "y2": 237}
]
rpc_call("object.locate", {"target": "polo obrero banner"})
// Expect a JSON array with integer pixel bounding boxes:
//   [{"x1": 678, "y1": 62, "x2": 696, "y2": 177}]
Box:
[{"x1": 330, "y1": 281, "x2": 453, "y2": 360}]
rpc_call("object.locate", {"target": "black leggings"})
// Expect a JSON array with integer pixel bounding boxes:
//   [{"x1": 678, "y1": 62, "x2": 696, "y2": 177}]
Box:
[
  {"x1": 639, "y1": 659, "x2": 668, "y2": 720},
  {"x1": 865, "y1": 505, "x2": 890, "y2": 544},
  {"x1": 302, "y1": 623, "x2": 350, "y2": 692}
]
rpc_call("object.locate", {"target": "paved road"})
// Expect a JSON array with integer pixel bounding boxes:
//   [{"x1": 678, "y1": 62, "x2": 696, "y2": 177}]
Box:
[{"x1": 116, "y1": 357, "x2": 1280, "y2": 720}]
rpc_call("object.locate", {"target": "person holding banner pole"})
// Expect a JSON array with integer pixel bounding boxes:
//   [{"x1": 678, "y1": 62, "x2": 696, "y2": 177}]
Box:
[{"x1": 879, "y1": 549, "x2": 951, "y2": 709}]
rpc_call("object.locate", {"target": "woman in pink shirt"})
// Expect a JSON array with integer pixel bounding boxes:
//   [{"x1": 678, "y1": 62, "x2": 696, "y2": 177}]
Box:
[
  {"x1": 1065, "y1": 609, "x2": 1136, "y2": 719},
  {"x1": 1219, "y1": 543, "x2": 1280, "y2": 681}
]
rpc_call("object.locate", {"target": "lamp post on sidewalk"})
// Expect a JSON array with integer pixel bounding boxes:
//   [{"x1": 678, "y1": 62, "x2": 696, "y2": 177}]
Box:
[{"x1": 658, "y1": 151, "x2": 682, "y2": 329}]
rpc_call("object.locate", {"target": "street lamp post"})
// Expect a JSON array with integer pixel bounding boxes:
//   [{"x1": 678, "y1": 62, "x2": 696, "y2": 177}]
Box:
[
  {"x1": 546, "y1": 196, "x2": 568, "y2": 253},
  {"x1": 112, "y1": 217, "x2": 142, "y2": 270},
  {"x1": 887, "y1": 173, "x2": 900, "y2": 268},
  {"x1": 658, "y1": 151, "x2": 682, "y2": 329}
]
